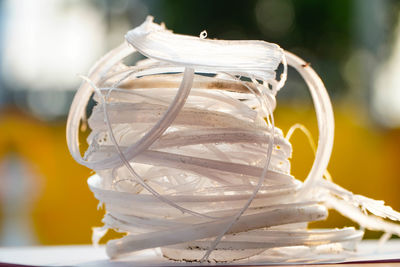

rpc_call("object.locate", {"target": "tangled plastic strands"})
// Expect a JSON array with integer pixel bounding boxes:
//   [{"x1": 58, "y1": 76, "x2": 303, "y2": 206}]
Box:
[{"x1": 66, "y1": 16, "x2": 400, "y2": 263}]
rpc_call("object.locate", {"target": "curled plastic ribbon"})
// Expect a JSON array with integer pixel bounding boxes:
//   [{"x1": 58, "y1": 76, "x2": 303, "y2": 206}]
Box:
[{"x1": 66, "y1": 16, "x2": 400, "y2": 263}]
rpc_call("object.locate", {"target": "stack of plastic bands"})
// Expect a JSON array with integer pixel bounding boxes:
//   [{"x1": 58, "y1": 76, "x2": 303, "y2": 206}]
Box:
[{"x1": 66, "y1": 17, "x2": 400, "y2": 263}]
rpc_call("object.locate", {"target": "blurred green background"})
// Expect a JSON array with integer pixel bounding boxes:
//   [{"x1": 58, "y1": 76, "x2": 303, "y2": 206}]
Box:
[{"x1": 0, "y1": 0, "x2": 400, "y2": 245}]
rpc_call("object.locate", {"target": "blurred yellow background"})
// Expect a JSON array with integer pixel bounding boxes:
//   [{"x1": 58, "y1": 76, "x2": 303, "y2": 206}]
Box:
[{"x1": 0, "y1": 0, "x2": 399, "y2": 245}]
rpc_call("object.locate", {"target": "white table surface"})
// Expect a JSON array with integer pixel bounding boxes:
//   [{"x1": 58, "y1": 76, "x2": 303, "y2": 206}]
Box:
[{"x1": 1, "y1": 240, "x2": 400, "y2": 266}]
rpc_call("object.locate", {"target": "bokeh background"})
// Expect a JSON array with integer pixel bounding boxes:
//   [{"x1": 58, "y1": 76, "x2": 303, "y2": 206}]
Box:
[{"x1": 0, "y1": 0, "x2": 400, "y2": 246}]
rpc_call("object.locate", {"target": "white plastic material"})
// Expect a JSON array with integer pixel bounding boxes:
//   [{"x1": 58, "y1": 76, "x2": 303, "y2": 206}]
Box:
[
  {"x1": 125, "y1": 17, "x2": 283, "y2": 81},
  {"x1": 66, "y1": 16, "x2": 400, "y2": 263}
]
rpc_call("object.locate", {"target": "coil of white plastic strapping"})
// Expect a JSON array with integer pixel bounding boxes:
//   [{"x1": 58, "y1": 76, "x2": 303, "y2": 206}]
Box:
[{"x1": 66, "y1": 16, "x2": 400, "y2": 263}]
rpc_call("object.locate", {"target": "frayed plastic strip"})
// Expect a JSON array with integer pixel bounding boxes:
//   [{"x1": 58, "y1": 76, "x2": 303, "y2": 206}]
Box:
[{"x1": 125, "y1": 16, "x2": 284, "y2": 81}]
